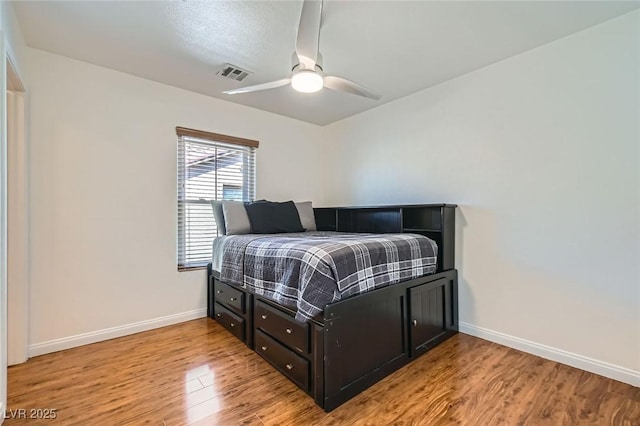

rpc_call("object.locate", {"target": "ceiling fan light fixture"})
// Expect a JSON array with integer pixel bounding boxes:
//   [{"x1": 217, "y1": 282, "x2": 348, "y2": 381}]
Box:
[
  {"x1": 291, "y1": 70, "x2": 323, "y2": 93},
  {"x1": 222, "y1": 0, "x2": 380, "y2": 100}
]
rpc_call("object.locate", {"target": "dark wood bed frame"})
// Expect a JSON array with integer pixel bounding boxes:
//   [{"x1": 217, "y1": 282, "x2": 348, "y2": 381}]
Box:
[{"x1": 207, "y1": 204, "x2": 458, "y2": 412}]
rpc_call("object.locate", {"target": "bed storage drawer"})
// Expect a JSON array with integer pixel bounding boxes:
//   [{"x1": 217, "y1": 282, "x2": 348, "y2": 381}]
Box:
[
  {"x1": 255, "y1": 330, "x2": 310, "y2": 392},
  {"x1": 214, "y1": 280, "x2": 245, "y2": 315},
  {"x1": 255, "y1": 300, "x2": 309, "y2": 354},
  {"x1": 214, "y1": 302, "x2": 245, "y2": 341}
]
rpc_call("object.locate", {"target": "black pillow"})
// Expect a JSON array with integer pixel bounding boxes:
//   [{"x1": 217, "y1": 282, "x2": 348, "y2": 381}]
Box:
[{"x1": 245, "y1": 200, "x2": 305, "y2": 234}]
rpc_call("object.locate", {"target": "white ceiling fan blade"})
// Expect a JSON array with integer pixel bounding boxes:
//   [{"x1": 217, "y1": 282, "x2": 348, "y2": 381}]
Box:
[
  {"x1": 323, "y1": 75, "x2": 381, "y2": 100},
  {"x1": 295, "y1": 0, "x2": 322, "y2": 70},
  {"x1": 223, "y1": 78, "x2": 291, "y2": 95}
]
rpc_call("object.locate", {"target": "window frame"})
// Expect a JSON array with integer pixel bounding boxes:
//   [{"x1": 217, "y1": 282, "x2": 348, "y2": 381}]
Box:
[{"x1": 176, "y1": 127, "x2": 258, "y2": 271}]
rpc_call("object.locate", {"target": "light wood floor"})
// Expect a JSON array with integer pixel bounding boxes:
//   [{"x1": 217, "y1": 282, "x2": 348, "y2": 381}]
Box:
[{"x1": 6, "y1": 319, "x2": 639, "y2": 425}]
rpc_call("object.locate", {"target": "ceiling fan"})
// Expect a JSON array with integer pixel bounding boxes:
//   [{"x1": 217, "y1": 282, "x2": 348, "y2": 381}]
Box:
[{"x1": 223, "y1": 0, "x2": 381, "y2": 100}]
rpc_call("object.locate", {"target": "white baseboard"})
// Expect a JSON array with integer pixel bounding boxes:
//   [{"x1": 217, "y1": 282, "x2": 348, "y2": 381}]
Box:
[
  {"x1": 459, "y1": 321, "x2": 640, "y2": 387},
  {"x1": 28, "y1": 308, "x2": 207, "y2": 358}
]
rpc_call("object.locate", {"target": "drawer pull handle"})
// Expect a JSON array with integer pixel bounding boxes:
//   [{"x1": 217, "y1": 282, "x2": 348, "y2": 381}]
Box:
[
  {"x1": 230, "y1": 323, "x2": 235, "y2": 327},
  {"x1": 285, "y1": 328, "x2": 292, "y2": 334},
  {"x1": 412, "y1": 319, "x2": 418, "y2": 327},
  {"x1": 261, "y1": 346, "x2": 267, "y2": 351},
  {"x1": 230, "y1": 297, "x2": 237, "y2": 302},
  {"x1": 216, "y1": 313, "x2": 221, "y2": 318},
  {"x1": 285, "y1": 364, "x2": 294, "y2": 370},
  {"x1": 261, "y1": 314, "x2": 268, "y2": 320},
  {"x1": 216, "y1": 290, "x2": 222, "y2": 294}
]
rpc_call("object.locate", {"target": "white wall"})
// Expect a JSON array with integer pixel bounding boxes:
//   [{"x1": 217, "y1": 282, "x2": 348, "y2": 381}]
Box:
[
  {"x1": 324, "y1": 11, "x2": 640, "y2": 382},
  {"x1": 25, "y1": 48, "x2": 326, "y2": 353},
  {"x1": 0, "y1": 3, "x2": 26, "y2": 75},
  {"x1": 0, "y1": 29, "x2": 7, "y2": 424},
  {"x1": 0, "y1": 1, "x2": 28, "y2": 418}
]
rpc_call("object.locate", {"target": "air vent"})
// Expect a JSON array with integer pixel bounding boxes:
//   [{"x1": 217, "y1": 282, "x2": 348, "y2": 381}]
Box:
[{"x1": 217, "y1": 64, "x2": 251, "y2": 82}]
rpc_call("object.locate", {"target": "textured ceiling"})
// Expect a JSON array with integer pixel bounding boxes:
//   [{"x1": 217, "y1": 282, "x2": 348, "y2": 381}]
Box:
[{"x1": 13, "y1": 1, "x2": 640, "y2": 125}]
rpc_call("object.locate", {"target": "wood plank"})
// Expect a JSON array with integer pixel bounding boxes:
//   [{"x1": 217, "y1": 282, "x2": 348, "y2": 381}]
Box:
[{"x1": 5, "y1": 319, "x2": 639, "y2": 425}]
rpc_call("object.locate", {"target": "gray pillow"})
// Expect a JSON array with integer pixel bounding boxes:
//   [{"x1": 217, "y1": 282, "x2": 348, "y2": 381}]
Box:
[
  {"x1": 222, "y1": 200, "x2": 251, "y2": 235},
  {"x1": 295, "y1": 201, "x2": 317, "y2": 231},
  {"x1": 211, "y1": 200, "x2": 226, "y2": 235}
]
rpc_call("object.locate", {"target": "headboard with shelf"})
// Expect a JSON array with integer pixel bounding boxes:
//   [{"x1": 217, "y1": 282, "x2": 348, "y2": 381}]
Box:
[{"x1": 314, "y1": 204, "x2": 456, "y2": 272}]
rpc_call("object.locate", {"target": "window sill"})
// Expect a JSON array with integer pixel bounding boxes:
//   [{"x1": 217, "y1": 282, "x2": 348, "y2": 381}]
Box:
[{"x1": 178, "y1": 265, "x2": 207, "y2": 272}]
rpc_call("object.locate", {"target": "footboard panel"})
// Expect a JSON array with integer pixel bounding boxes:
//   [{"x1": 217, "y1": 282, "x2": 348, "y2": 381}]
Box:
[
  {"x1": 321, "y1": 270, "x2": 458, "y2": 411},
  {"x1": 323, "y1": 282, "x2": 409, "y2": 411}
]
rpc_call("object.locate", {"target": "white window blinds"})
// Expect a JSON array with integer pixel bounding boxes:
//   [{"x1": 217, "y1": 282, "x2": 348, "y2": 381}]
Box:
[{"x1": 177, "y1": 127, "x2": 258, "y2": 270}]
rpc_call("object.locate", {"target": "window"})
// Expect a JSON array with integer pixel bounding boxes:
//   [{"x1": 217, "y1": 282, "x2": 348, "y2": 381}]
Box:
[
  {"x1": 177, "y1": 127, "x2": 258, "y2": 270},
  {"x1": 222, "y1": 184, "x2": 242, "y2": 200}
]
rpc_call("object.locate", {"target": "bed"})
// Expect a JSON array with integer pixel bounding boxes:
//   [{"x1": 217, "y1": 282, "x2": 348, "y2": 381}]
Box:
[{"x1": 208, "y1": 203, "x2": 458, "y2": 412}]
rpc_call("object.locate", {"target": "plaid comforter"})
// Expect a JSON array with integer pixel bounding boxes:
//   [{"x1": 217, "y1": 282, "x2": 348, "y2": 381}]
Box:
[{"x1": 212, "y1": 232, "x2": 437, "y2": 322}]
